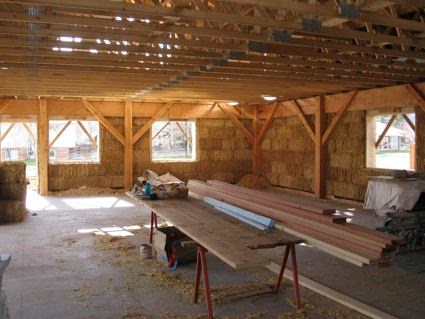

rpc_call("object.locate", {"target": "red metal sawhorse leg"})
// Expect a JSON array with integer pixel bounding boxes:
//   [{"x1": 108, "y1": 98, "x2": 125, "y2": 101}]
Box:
[
  {"x1": 193, "y1": 246, "x2": 214, "y2": 319},
  {"x1": 274, "y1": 243, "x2": 301, "y2": 309},
  {"x1": 149, "y1": 211, "x2": 158, "y2": 244}
]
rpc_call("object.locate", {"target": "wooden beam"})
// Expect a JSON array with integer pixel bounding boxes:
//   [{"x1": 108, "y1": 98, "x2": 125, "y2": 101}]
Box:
[
  {"x1": 405, "y1": 84, "x2": 425, "y2": 113},
  {"x1": 22, "y1": 122, "x2": 36, "y2": 141},
  {"x1": 402, "y1": 114, "x2": 415, "y2": 131},
  {"x1": 0, "y1": 100, "x2": 13, "y2": 114},
  {"x1": 38, "y1": 100, "x2": 49, "y2": 195},
  {"x1": 48, "y1": 120, "x2": 71, "y2": 148},
  {"x1": 124, "y1": 100, "x2": 133, "y2": 190},
  {"x1": 217, "y1": 104, "x2": 254, "y2": 144},
  {"x1": 375, "y1": 114, "x2": 397, "y2": 148},
  {"x1": 322, "y1": 90, "x2": 358, "y2": 145},
  {"x1": 315, "y1": 96, "x2": 326, "y2": 199},
  {"x1": 82, "y1": 99, "x2": 125, "y2": 145},
  {"x1": 292, "y1": 100, "x2": 315, "y2": 143},
  {"x1": 76, "y1": 121, "x2": 98, "y2": 147},
  {"x1": 175, "y1": 122, "x2": 192, "y2": 146},
  {"x1": 256, "y1": 102, "x2": 279, "y2": 144},
  {"x1": 152, "y1": 121, "x2": 170, "y2": 140},
  {"x1": 0, "y1": 123, "x2": 15, "y2": 143},
  {"x1": 252, "y1": 106, "x2": 261, "y2": 175},
  {"x1": 132, "y1": 102, "x2": 173, "y2": 145}
]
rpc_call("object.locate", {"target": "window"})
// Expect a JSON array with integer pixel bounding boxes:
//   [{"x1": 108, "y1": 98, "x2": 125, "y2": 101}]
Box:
[
  {"x1": 151, "y1": 121, "x2": 196, "y2": 162},
  {"x1": 49, "y1": 120, "x2": 99, "y2": 163},
  {"x1": 366, "y1": 109, "x2": 416, "y2": 170}
]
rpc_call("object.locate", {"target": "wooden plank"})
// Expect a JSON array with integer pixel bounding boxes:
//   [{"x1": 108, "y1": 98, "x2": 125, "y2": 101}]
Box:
[
  {"x1": 132, "y1": 102, "x2": 173, "y2": 145},
  {"x1": 127, "y1": 192, "x2": 301, "y2": 269},
  {"x1": 252, "y1": 106, "x2": 260, "y2": 175},
  {"x1": 375, "y1": 114, "x2": 397, "y2": 148},
  {"x1": 217, "y1": 103, "x2": 254, "y2": 144},
  {"x1": 0, "y1": 100, "x2": 12, "y2": 114},
  {"x1": 256, "y1": 102, "x2": 279, "y2": 144},
  {"x1": 292, "y1": 99, "x2": 315, "y2": 143},
  {"x1": 82, "y1": 99, "x2": 125, "y2": 145},
  {"x1": 38, "y1": 100, "x2": 49, "y2": 195},
  {"x1": 76, "y1": 121, "x2": 98, "y2": 147},
  {"x1": 322, "y1": 90, "x2": 357, "y2": 145},
  {"x1": 267, "y1": 262, "x2": 398, "y2": 319},
  {"x1": 0, "y1": 123, "x2": 15, "y2": 142},
  {"x1": 124, "y1": 100, "x2": 133, "y2": 189},
  {"x1": 48, "y1": 120, "x2": 71, "y2": 148},
  {"x1": 189, "y1": 181, "x2": 350, "y2": 226},
  {"x1": 207, "y1": 180, "x2": 336, "y2": 215},
  {"x1": 315, "y1": 96, "x2": 326, "y2": 199}
]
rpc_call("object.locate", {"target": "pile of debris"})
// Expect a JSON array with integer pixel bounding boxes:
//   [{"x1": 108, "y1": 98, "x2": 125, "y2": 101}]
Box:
[{"x1": 130, "y1": 170, "x2": 188, "y2": 200}]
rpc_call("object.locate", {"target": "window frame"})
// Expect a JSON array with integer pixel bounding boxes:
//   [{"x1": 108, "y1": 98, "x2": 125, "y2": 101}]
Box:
[
  {"x1": 150, "y1": 120, "x2": 197, "y2": 163},
  {"x1": 366, "y1": 107, "x2": 416, "y2": 171},
  {"x1": 48, "y1": 119, "x2": 101, "y2": 164}
]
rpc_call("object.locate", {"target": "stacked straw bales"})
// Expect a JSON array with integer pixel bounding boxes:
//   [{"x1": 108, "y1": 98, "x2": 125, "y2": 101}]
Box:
[
  {"x1": 133, "y1": 118, "x2": 252, "y2": 183},
  {"x1": 261, "y1": 116, "x2": 315, "y2": 192},
  {"x1": 0, "y1": 162, "x2": 27, "y2": 224},
  {"x1": 262, "y1": 109, "x2": 425, "y2": 201},
  {"x1": 48, "y1": 117, "x2": 252, "y2": 191}
]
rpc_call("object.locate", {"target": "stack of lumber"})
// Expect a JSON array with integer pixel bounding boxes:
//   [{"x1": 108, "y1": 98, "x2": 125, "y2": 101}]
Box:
[{"x1": 188, "y1": 180, "x2": 404, "y2": 267}]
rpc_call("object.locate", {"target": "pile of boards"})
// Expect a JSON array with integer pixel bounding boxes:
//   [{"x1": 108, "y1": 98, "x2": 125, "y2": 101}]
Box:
[{"x1": 188, "y1": 180, "x2": 404, "y2": 267}]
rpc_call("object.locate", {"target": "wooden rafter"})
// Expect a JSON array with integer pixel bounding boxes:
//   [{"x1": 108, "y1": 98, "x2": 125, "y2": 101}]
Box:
[
  {"x1": 402, "y1": 114, "x2": 415, "y2": 131},
  {"x1": 175, "y1": 122, "x2": 192, "y2": 146},
  {"x1": 375, "y1": 114, "x2": 397, "y2": 148},
  {"x1": 0, "y1": 100, "x2": 13, "y2": 114},
  {"x1": 405, "y1": 84, "x2": 425, "y2": 113},
  {"x1": 0, "y1": 122, "x2": 15, "y2": 142},
  {"x1": 322, "y1": 90, "x2": 358, "y2": 145},
  {"x1": 22, "y1": 122, "x2": 36, "y2": 141},
  {"x1": 76, "y1": 121, "x2": 98, "y2": 147},
  {"x1": 132, "y1": 102, "x2": 173, "y2": 145},
  {"x1": 82, "y1": 99, "x2": 125, "y2": 145},
  {"x1": 217, "y1": 103, "x2": 254, "y2": 144},
  {"x1": 49, "y1": 120, "x2": 71, "y2": 148},
  {"x1": 152, "y1": 121, "x2": 170, "y2": 140},
  {"x1": 292, "y1": 100, "x2": 315, "y2": 143},
  {"x1": 256, "y1": 102, "x2": 279, "y2": 144}
]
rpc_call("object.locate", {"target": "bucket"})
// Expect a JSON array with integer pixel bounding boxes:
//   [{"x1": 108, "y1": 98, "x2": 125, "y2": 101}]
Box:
[{"x1": 140, "y1": 244, "x2": 152, "y2": 259}]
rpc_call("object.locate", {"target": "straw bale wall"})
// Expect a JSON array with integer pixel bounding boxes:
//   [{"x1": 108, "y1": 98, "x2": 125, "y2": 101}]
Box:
[
  {"x1": 262, "y1": 108, "x2": 425, "y2": 201},
  {"x1": 48, "y1": 118, "x2": 252, "y2": 191}
]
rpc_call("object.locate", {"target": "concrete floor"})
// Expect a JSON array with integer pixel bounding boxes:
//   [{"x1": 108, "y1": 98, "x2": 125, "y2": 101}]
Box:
[{"x1": 0, "y1": 190, "x2": 424, "y2": 319}]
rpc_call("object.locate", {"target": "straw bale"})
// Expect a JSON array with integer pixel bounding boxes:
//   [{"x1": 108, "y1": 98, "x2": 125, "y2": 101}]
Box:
[
  {"x1": 0, "y1": 162, "x2": 26, "y2": 184},
  {"x1": 237, "y1": 174, "x2": 271, "y2": 189},
  {"x1": 0, "y1": 183, "x2": 26, "y2": 201},
  {"x1": 0, "y1": 200, "x2": 27, "y2": 224}
]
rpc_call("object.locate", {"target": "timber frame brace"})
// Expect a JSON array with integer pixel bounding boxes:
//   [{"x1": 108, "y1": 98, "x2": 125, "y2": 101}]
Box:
[{"x1": 217, "y1": 102, "x2": 279, "y2": 175}]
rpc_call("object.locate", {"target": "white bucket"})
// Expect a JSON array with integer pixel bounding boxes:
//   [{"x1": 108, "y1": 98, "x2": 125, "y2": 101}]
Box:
[{"x1": 140, "y1": 244, "x2": 152, "y2": 259}]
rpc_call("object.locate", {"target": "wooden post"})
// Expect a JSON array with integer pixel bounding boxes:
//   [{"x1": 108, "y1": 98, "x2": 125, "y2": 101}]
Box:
[
  {"x1": 252, "y1": 106, "x2": 261, "y2": 175},
  {"x1": 315, "y1": 96, "x2": 326, "y2": 199},
  {"x1": 38, "y1": 100, "x2": 49, "y2": 195},
  {"x1": 124, "y1": 100, "x2": 133, "y2": 190}
]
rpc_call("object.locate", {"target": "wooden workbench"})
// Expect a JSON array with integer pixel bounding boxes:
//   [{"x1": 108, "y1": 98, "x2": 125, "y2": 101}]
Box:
[{"x1": 126, "y1": 192, "x2": 303, "y2": 318}]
